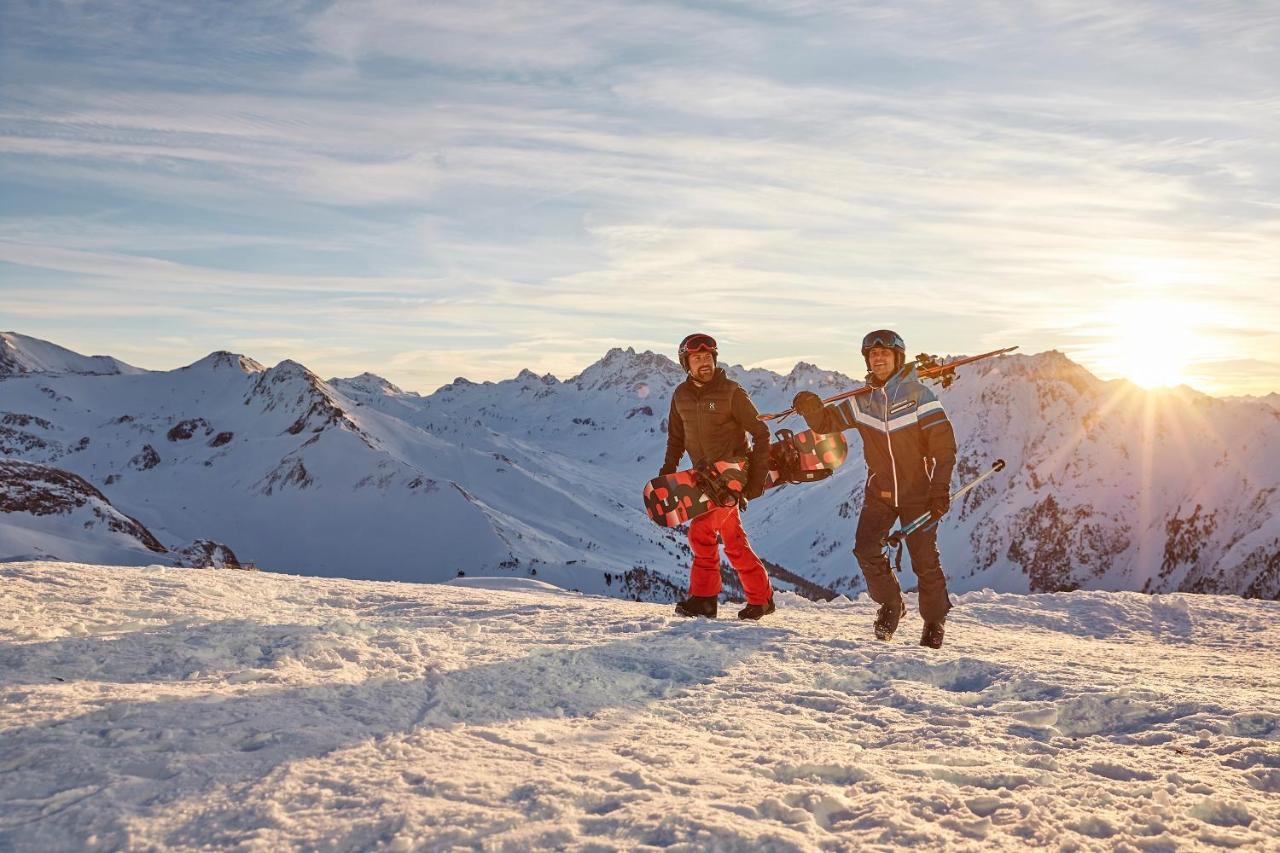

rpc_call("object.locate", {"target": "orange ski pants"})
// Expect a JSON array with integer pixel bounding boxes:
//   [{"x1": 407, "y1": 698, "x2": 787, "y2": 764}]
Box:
[{"x1": 688, "y1": 505, "x2": 773, "y2": 605}]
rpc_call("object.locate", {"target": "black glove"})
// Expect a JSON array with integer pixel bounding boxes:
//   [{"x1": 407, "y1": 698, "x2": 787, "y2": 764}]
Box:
[
  {"x1": 741, "y1": 457, "x2": 768, "y2": 501},
  {"x1": 792, "y1": 391, "x2": 824, "y2": 422},
  {"x1": 929, "y1": 490, "x2": 951, "y2": 520}
]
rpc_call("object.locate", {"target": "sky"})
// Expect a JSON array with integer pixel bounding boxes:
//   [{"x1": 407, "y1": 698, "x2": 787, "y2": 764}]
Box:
[{"x1": 2, "y1": 0, "x2": 1278, "y2": 396}]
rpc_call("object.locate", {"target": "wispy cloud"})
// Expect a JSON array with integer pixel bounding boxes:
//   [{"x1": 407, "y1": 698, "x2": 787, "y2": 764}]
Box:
[{"x1": 2, "y1": 0, "x2": 1277, "y2": 394}]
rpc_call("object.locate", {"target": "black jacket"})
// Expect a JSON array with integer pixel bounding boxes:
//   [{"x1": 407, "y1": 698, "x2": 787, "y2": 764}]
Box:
[
  {"x1": 662, "y1": 369, "x2": 771, "y2": 491},
  {"x1": 801, "y1": 363, "x2": 957, "y2": 506}
]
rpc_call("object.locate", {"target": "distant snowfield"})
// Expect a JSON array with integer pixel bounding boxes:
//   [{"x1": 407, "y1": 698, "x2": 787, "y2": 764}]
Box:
[{"x1": 2, "y1": 563, "x2": 1277, "y2": 851}]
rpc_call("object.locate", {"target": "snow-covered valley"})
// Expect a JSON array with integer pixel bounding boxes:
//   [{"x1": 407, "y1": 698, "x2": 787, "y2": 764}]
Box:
[{"x1": 1, "y1": 561, "x2": 1276, "y2": 850}]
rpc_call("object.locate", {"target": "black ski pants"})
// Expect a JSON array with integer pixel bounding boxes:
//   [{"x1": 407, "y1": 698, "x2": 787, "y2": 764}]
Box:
[{"x1": 853, "y1": 491, "x2": 952, "y2": 623}]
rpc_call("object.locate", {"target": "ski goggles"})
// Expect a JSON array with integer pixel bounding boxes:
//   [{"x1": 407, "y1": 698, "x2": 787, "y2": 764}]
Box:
[
  {"x1": 679, "y1": 333, "x2": 718, "y2": 355},
  {"x1": 861, "y1": 330, "x2": 904, "y2": 353}
]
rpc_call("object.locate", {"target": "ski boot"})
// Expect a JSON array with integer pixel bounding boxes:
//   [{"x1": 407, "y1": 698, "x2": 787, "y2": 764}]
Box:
[
  {"x1": 920, "y1": 621, "x2": 945, "y2": 649},
  {"x1": 737, "y1": 596, "x2": 776, "y2": 621},
  {"x1": 674, "y1": 595, "x2": 718, "y2": 618},
  {"x1": 874, "y1": 597, "x2": 906, "y2": 641}
]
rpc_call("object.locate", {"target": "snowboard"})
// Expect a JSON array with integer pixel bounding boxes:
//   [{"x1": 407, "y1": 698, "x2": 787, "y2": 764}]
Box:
[
  {"x1": 763, "y1": 428, "x2": 848, "y2": 489},
  {"x1": 643, "y1": 458, "x2": 749, "y2": 528},
  {"x1": 642, "y1": 428, "x2": 849, "y2": 528}
]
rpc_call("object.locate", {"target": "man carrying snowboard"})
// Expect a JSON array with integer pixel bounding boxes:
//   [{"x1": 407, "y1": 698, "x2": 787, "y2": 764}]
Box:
[
  {"x1": 791, "y1": 330, "x2": 957, "y2": 648},
  {"x1": 661, "y1": 332, "x2": 775, "y2": 620}
]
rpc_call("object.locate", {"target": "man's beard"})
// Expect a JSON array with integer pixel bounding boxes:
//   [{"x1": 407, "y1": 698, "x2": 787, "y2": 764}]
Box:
[{"x1": 693, "y1": 366, "x2": 714, "y2": 381}]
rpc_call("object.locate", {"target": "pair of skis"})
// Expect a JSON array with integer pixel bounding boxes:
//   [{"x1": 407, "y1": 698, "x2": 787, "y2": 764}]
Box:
[{"x1": 758, "y1": 346, "x2": 1018, "y2": 422}]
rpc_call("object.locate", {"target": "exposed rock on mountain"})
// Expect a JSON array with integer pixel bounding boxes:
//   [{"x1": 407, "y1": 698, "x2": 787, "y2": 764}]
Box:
[{"x1": 1, "y1": 333, "x2": 1276, "y2": 599}]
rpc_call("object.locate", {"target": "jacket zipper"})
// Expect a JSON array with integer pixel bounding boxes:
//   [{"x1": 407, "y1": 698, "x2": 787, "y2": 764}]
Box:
[
  {"x1": 694, "y1": 384, "x2": 705, "y2": 463},
  {"x1": 879, "y1": 382, "x2": 899, "y2": 506}
]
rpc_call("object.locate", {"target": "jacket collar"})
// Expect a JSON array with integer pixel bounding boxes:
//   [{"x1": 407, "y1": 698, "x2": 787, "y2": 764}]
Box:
[{"x1": 880, "y1": 362, "x2": 917, "y2": 394}]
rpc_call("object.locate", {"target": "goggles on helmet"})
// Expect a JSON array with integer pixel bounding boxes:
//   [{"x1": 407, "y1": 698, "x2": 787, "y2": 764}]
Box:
[
  {"x1": 861, "y1": 330, "x2": 905, "y2": 354},
  {"x1": 679, "y1": 333, "x2": 718, "y2": 356}
]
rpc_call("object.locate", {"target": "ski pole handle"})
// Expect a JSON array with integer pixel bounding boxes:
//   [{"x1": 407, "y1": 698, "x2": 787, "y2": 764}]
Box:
[{"x1": 881, "y1": 459, "x2": 1006, "y2": 549}]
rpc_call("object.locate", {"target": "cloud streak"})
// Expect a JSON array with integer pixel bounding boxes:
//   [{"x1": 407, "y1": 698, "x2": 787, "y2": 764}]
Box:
[{"x1": 2, "y1": 0, "x2": 1277, "y2": 394}]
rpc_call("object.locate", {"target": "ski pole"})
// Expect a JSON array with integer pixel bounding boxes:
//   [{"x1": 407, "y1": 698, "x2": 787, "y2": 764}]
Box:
[{"x1": 882, "y1": 459, "x2": 1006, "y2": 550}]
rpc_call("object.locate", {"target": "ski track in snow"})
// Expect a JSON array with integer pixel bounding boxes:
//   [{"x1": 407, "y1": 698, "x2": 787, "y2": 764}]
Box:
[{"x1": 1, "y1": 563, "x2": 1278, "y2": 851}]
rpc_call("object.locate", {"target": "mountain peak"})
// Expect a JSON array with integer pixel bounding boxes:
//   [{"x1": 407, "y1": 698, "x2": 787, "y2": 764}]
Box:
[
  {"x1": 330, "y1": 372, "x2": 404, "y2": 396},
  {"x1": 182, "y1": 351, "x2": 266, "y2": 374},
  {"x1": 510, "y1": 368, "x2": 558, "y2": 385},
  {"x1": 570, "y1": 348, "x2": 683, "y2": 392},
  {"x1": 1, "y1": 331, "x2": 145, "y2": 377}
]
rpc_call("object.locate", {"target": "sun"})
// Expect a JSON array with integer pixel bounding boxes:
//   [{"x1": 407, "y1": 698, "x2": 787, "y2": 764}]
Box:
[{"x1": 1104, "y1": 299, "x2": 1197, "y2": 389}]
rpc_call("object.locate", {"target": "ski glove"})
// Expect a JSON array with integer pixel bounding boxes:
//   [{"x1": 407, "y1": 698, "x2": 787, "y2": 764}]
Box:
[
  {"x1": 658, "y1": 465, "x2": 676, "y2": 477},
  {"x1": 929, "y1": 490, "x2": 951, "y2": 520},
  {"x1": 792, "y1": 391, "x2": 824, "y2": 422},
  {"x1": 742, "y1": 480, "x2": 765, "y2": 501}
]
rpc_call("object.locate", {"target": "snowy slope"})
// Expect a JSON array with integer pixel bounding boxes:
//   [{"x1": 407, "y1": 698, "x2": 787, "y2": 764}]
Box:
[
  {"x1": 1, "y1": 562, "x2": 1276, "y2": 850},
  {"x1": 2, "y1": 333, "x2": 1278, "y2": 600},
  {"x1": 0, "y1": 332, "x2": 144, "y2": 377},
  {"x1": 0, "y1": 460, "x2": 167, "y2": 565},
  {"x1": 0, "y1": 346, "x2": 515, "y2": 583}
]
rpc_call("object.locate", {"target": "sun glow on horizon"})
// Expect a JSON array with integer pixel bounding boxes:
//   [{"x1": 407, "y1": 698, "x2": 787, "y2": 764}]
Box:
[{"x1": 1093, "y1": 299, "x2": 1201, "y2": 390}]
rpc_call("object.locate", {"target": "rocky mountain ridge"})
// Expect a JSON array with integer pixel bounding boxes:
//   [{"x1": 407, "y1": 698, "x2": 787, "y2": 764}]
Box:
[{"x1": 1, "y1": 333, "x2": 1276, "y2": 599}]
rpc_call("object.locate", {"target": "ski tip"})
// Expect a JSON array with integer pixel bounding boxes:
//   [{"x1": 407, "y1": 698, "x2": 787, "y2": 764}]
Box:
[{"x1": 992, "y1": 458, "x2": 1006, "y2": 471}]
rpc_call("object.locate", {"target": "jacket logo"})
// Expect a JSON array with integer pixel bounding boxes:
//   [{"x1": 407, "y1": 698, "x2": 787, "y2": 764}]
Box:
[
  {"x1": 708, "y1": 402, "x2": 717, "y2": 411},
  {"x1": 889, "y1": 400, "x2": 916, "y2": 415}
]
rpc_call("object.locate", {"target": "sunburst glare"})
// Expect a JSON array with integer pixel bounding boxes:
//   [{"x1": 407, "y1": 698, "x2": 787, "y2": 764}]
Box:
[{"x1": 1097, "y1": 299, "x2": 1200, "y2": 389}]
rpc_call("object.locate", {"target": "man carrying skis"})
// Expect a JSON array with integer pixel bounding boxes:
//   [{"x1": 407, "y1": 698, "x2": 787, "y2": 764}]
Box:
[
  {"x1": 791, "y1": 330, "x2": 957, "y2": 648},
  {"x1": 661, "y1": 332, "x2": 775, "y2": 620}
]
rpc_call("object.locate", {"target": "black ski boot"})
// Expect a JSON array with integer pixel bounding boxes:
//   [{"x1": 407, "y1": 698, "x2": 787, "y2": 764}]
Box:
[
  {"x1": 674, "y1": 595, "x2": 718, "y2": 618},
  {"x1": 920, "y1": 621, "x2": 945, "y2": 649},
  {"x1": 874, "y1": 597, "x2": 906, "y2": 641},
  {"x1": 737, "y1": 596, "x2": 776, "y2": 621}
]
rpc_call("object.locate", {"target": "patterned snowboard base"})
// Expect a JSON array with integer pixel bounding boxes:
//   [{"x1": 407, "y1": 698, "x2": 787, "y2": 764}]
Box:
[{"x1": 642, "y1": 429, "x2": 849, "y2": 528}]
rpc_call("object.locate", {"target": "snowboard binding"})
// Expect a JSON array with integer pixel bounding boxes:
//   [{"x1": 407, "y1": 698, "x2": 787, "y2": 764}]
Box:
[
  {"x1": 693, "y1": 461, "x2": 742, "y2": 508},
  {"x1": 770, "y1": 429, "x2": 836, "y2": 485}
]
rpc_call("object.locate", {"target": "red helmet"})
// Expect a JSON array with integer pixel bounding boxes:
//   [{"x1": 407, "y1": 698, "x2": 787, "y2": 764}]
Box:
[{"x1": 678, "y1": 332, "x2": 717, "y2": 372}]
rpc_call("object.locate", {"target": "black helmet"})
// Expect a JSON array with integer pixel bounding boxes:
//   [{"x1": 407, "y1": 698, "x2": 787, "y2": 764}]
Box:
[
  {"x1": 861, "y1": 329, "x2": 905, "y2": 371},
  {"x1": 678, "y1": 332, "x2": 718, "y2": 372}
]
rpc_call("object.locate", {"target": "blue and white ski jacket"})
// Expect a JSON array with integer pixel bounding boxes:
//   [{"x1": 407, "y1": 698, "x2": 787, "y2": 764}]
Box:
[{"x1": 802, "y1": 364, "x2": 957, "y2": 507}]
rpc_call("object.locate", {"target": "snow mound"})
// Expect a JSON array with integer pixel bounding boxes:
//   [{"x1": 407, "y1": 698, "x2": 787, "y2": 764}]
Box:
[{"x1": 444, "y1": 576, "x2": 579, "y2": 594}]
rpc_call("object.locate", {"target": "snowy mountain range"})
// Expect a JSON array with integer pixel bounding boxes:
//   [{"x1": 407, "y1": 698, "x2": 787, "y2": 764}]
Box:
[{"x1": 1, "y1": 331, "x2": 1277, "y2": 600}]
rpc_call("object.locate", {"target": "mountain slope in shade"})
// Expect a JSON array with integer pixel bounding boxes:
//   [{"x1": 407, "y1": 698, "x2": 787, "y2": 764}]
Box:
[
  {"x1": 0, "y1": 332, "x2": 145, "y2": 377},
  {"x1": 0, "y1": 348, "x2": 515, "y2": 582},
  {"x1": 1, "y1": 334, "x2": 1277, "y2": 599},
  {"x1": 0, "y1": 460, "x2": 248, "y2": 569}
]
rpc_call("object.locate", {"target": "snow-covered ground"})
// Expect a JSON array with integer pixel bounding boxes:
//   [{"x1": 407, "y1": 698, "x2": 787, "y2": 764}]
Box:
[{"x1": 3, "y1": 562, "x2": 1277, "y2": 851}]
